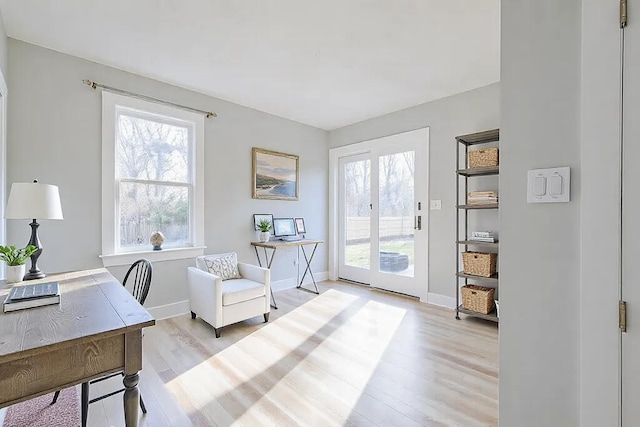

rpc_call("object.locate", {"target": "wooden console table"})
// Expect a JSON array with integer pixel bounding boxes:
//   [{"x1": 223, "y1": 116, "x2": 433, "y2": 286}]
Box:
[
  {"x1": 0, "y1": 268, "x2": 155, "y2": 427},
  {"x1": 251, "y1": 239, "x2": 324, "y2": 309}
]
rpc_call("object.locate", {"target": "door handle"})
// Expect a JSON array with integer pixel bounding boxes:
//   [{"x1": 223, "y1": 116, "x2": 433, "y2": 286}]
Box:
[{"x1": 415, "y1": 216, "x2": 422, "y2": 230}]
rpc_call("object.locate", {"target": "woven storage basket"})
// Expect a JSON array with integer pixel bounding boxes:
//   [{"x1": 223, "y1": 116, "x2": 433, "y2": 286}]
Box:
[
  {"x1": 461, "y1": 285, "x2": 495, "y2": 314},
  {"x1": 468, "y1": 147, "x2": 499, "y2": 168},
  {"x1": 462, "y1": 251, "x2": 497, "y2": 277}
]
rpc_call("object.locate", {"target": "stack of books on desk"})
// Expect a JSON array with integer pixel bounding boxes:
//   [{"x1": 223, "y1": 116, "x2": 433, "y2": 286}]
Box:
[
  {"x1": 469, "y1": 231, "x2": 496, "y2": 243},
  {"x1": 467, "y1": 191, "x2": 498, "y2": 206},
  {"x1": 3, "y1": 282, "x2": 60, "y2": 312}
]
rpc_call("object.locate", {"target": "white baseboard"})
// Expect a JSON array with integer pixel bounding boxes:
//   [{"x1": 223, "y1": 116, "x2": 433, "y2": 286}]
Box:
[
  {"x1": 147, "y1": 300, "x2": 190, "y2": 320},
  {"x1": 425, "y1": 292, "x2": 456, "y2": 309},
  {"x1": 271, "y1": 271, "x2": 329, "y2": 292}
]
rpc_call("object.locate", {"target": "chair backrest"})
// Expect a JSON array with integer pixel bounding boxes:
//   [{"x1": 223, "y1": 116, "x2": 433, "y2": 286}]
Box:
[{"x1": 123, "y1": 259, "x2": 152, "y2": 305}]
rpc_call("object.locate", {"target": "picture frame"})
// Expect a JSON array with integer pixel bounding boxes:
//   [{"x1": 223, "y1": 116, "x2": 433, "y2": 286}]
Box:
[
  {"x1": 252, "y1": 147, "x2": 299, "y2": 201},
  {"x1": 253, "y1": 214, "x2": 274, "y2": 235},
  {"x1": 294, "y1": 217, "x2": 306, "y2": 234}
]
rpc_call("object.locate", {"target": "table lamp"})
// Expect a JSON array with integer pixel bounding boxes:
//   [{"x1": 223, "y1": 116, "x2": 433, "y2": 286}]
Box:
[{"x1": 4, "y1": 180, "x2": 63, "y2": 280}]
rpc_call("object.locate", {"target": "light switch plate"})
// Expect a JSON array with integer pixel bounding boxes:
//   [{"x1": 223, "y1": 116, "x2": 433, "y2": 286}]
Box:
[
  {"x1": 527, "y1": 167, "x2": 570, "y2": 203},
  {"x1": 430, "y1": 200, "x2": 442, "y2": 210}
]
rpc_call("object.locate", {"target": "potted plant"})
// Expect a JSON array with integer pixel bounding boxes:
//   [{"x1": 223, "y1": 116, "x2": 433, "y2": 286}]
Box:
[
  {"x1": 0, "y1": 245, "x2": 38, "y2": 283},
  {"x1": 257, "y1": 219, "x2": 272, "y2": 243}
]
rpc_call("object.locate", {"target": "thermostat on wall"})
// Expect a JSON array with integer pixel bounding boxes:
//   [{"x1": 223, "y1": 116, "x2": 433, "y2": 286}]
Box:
[{"x1": 527, "y1": 167, "x2": 570, "y2": 203}]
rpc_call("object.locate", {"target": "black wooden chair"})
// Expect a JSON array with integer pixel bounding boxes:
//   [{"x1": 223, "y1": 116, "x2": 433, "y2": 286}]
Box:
[{"x1": 51, "y1": 259, "x2": 153, "y2": 427}]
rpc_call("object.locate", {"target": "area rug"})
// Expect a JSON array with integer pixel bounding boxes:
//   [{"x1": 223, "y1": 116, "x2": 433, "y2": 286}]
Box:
[{"x1": 3, "y1": 388, "x2": 80, "y2": 427}]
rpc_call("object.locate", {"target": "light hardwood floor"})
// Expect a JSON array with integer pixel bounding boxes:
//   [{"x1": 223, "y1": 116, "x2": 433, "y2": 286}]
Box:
[{"x1": 87, "y1": 280, "x2": 498, "y2": 426}]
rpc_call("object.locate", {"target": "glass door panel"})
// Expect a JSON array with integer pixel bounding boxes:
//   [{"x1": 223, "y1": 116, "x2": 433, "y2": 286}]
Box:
[
  {"x1": 344, "y1": 159, "x2": 371, "y2": 269},
  {"x1": 378, "y1": 151, "x2": 415, "y2": 278},
  {"x1": 338, "y1": 154, "x2": 372, "y2": 284}
]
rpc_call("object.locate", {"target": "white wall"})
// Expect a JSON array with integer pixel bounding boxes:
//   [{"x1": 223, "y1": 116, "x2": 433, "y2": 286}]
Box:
[
  {"x1": 329, "y1": 83, "x2": 499, "y2": 300},
  {"x1": 6, "y1": 40, "x2": 329, "y2": 311},
  {"x1": 0, "y1": 9, "x2": 8, "y2": 80},
  {"x1": 500, "y1": 1, "x2": 581, "y2": 426}
]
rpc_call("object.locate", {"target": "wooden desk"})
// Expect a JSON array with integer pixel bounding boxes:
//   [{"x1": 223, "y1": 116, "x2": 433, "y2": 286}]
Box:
[
  {"x1": 251, "y1": 239, "x2": 324, "y2": 309},
  {"x1": 0, "y1": 268, "x2": 155, "y2": 427}
]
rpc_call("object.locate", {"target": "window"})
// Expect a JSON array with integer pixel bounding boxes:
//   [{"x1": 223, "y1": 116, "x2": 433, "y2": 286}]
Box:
[{"x1": 101, "y1": 92, "x2": 204, "y2": 266}]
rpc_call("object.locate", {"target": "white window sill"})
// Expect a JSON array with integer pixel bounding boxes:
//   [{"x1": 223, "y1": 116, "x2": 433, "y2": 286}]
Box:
[{"x1": 100, "y1": 246, "x2": 206, "y2": 267}]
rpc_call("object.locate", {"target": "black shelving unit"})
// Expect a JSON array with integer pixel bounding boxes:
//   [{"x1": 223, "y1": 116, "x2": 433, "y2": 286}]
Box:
[{"x1": 455, "y1": 129, "x2": 500, "y2": 323}]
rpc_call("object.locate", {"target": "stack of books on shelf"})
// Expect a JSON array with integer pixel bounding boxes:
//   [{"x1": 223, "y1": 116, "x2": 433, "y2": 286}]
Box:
[
  {"x1": 467, "y1": 191, "x2": 498, "y2": 206},
  {"x1": 469, "y1": 231, "x2": 496, "y2": 243}
]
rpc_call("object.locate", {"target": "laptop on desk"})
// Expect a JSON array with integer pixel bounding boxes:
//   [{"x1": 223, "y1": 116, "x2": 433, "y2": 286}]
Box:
[{"x1": 273, "y1": 218, "x2": 302, "y2": 241}]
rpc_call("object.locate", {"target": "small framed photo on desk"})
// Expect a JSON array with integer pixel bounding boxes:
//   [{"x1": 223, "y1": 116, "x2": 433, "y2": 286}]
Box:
[{"x1": 295, "y1": 218, "x2": 306, "y2": 234}]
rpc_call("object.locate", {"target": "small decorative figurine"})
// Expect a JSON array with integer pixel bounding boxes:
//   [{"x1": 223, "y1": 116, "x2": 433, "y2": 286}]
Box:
[{"x1": 150, "y1": 231, "x2": 165, "y2": 250}]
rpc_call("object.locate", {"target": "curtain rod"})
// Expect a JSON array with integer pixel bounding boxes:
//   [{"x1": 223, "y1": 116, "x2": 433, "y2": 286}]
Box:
[{"x1": 82, "y1": 79, "x2": 217, "y2": 118}]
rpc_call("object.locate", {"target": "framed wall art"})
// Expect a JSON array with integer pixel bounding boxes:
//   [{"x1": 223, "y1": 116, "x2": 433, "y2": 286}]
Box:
[{"x1": 252, "y1": 148, "x2": 299, "y2": 201}]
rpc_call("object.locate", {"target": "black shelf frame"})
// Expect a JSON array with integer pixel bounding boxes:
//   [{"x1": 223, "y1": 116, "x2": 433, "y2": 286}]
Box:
[
  {"x1": 456, "y1": 166, "x2": 499, "y2": 177},
  {"x1": 457, "y1": 240, "x2": 499, "y2": 248},
  {"x1": 457, "y1": 271, "x2": 499, "y2": 284},
  {"x1": 457, "y1": 305, "x2": 499, "y2": 322},
  {"x1": 455, "y1": 129, "x2": 500, "y2": 323},
  {"x1": 455, "y1": 129, "x2": 500, "y2": 146},
  {"x1": 457, "y1": 204, "x2": 499, "y2": 210}
]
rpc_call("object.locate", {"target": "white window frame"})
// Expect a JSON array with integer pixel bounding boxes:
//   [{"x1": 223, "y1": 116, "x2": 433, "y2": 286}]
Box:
[{"x1": 100, "y1": 92, "x2": 205, "y2": 267}]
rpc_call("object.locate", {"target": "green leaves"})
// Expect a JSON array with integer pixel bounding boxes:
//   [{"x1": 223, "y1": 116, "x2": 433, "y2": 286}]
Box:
[
  {"x1": 0, "y1": 245, "x2": 38, "y2": 266},
  {"x1": 258, "y1": 219, "x2": 272, "y2": 232}
]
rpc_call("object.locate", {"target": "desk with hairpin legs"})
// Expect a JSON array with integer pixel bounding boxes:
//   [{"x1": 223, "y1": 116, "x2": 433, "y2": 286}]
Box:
[{"x1": 251, "y1": 239, "x2": 324, "y2": 309}]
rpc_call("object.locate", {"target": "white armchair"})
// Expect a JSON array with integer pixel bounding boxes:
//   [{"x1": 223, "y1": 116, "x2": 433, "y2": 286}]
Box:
[{"x1": 188, "y1": 254, "x2": 271, "y2": 338}]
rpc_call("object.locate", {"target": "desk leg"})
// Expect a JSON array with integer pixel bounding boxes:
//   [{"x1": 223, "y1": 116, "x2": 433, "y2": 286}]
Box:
[
  {"x1": 123, "y1": 373, "x2": 140, "y2": 426},
  {"x1": 254, "y1": 246, "x2": 278, "y2": 309},
  {"x1": 123, "y1": 330, "x2": 142, "y2": 427},
  {"x1": 253, "y1": 246, "x2": 263, "y2": 267},
  {"x1": 297, "y1": 243, "x2": 320, "y2": 294}
]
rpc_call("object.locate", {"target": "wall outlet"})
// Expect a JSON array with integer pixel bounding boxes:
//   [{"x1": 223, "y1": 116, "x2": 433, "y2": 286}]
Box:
[{"x1": 430, "y1": 200, "x2": 442, "y2": 210}]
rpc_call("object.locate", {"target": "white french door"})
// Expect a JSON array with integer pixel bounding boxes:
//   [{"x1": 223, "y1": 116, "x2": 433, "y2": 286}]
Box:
[
  {"x1": 338, "y1": 153, "x2": 372, "y2": 284},
  {"x1": 335, "y1": 128, "x2": 428, "y2": 299}
]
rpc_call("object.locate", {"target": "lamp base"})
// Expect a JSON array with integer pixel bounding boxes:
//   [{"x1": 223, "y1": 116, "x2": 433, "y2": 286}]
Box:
[
  {"x1": 24, "y1": 271, "x2": 46, "y2": 281},
  {"x1": 25, "y1": 219, "x2": 45, "y2": 281}
]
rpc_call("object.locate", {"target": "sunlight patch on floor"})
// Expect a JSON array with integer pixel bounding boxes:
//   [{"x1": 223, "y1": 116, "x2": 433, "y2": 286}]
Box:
[
  {"x1": 234, "y1": 299, "x2": 407, "y2": 425},
  {"x1": 166, "y1": 289, "x2": 407, "y2": 425},
  {"x1": 166, "y1": 290, "x2": 358, "y2": 418}
]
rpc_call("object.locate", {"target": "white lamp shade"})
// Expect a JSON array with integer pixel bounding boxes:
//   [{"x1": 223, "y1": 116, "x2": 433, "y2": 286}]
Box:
[{"x1": 4, "y1": 182, "x2": 63, "y2": 220}]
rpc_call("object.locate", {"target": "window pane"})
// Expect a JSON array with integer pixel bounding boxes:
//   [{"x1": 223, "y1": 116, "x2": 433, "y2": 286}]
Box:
[
  {"x1": 116, "y1": 113, "x2": 190, "y2": 183},
  {"x1": 119, "y1": 182, "x2": 189, "y2": 250}
]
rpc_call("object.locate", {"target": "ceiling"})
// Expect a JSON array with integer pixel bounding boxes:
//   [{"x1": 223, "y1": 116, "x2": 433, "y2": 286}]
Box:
[{"x1": 0, "y1": 0, "x2": 500, "y2": 130}]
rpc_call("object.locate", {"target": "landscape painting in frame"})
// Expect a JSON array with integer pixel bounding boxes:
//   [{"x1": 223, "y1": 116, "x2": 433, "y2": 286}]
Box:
[{"x1": 252, "y1": 148, "x2": 299, "y2": 200}]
